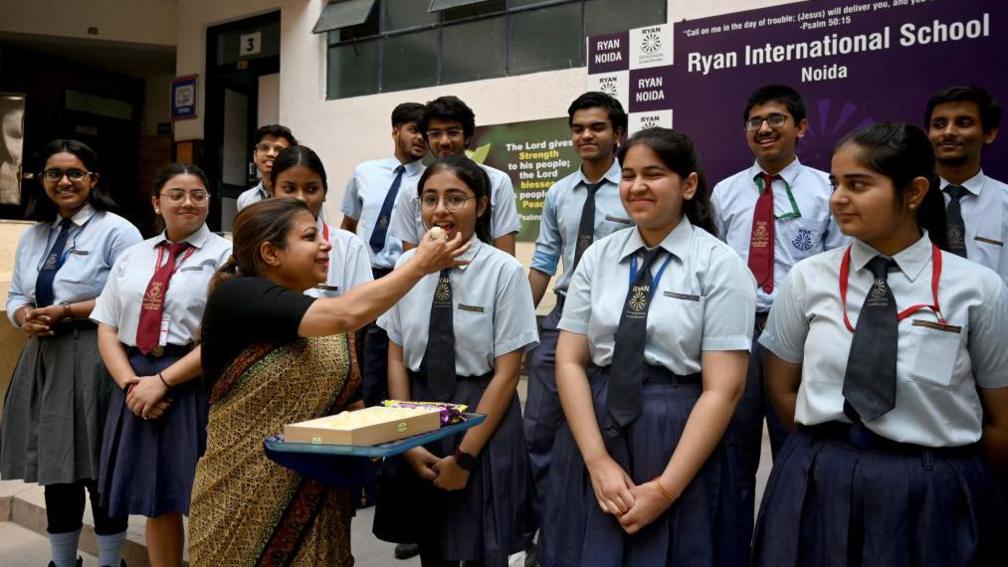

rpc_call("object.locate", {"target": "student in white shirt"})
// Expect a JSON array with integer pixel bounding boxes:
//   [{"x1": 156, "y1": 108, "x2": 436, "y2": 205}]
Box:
[
  {"x1": 235, "y1": 124, "x2": 297, "y2": 212},
  {"x1": 711, "y1": 84, "x2": 847, "y2": 531},
  {"x1": 2, "y1": 139, "x2": 142, "y2": 567},
  {"x1": 373, "y1": 156, "x2": 538, "y2": 567},
  {"x1": 91, "y1": 163, "x2": 231, "y2": 567},
  {"x1": 542, "y1": 128, "x2": 754, "y2": 567},
  {"x1": 754, "y1": 123, "x2": 1008, "y2": 566},
  {"x1": 925, "y1": 85, "x2": 1008, "y2": 285}
]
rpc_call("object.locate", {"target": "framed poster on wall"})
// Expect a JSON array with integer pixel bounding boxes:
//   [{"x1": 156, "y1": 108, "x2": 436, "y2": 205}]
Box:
[
  {"x1": 0, "y1": 93, "x2": 26, "y2": 206},
  {"x1": 171, "y1": 75, "x2": 199, "y2": 121}
]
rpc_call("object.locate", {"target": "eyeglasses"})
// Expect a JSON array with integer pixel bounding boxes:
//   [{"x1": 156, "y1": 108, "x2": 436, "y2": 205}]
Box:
[
  {"x1": 160, "y1": 189, "x2": 209, "y2": 203},
  {"x1": 420, "y1": 194, "x2": 475, "y2": 212},
  {"x1": 41, "y1": 168, "x2": 93, "y2": 182},
  {"x1": 426, "y1": 129, "x2": 465, "y2": 141},
  {"x1": 745, "y1": 113, "x2": 789, "y2": 131},
  {"x1": 255, "y1": 142, "x2": 287, "y2": 154}
]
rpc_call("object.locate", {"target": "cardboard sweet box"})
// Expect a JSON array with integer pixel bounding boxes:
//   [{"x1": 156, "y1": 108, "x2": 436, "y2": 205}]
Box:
[{"x1": 282, "y1": 401, "x2": 469, "y2": 447}]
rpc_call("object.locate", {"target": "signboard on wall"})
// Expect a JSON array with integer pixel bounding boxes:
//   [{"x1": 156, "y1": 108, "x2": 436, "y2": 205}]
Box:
[
  {"x1": 171, "y1": 75, "x2": 199, "y2": 121},
  {"x1": 587, "y1": 0, "x2": 1007, "y2": 186},
  {"x1": 0, "y1": 93, "x2": 26, "y2": 206},
  {"x1": 467, "y1": 116, "x2": 579, "y2": 242}
]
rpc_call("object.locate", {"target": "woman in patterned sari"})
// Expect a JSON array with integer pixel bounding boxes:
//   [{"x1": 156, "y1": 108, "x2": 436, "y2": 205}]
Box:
[{"x1": 188, "y1": 198, "x2": 469, "y2": 566}]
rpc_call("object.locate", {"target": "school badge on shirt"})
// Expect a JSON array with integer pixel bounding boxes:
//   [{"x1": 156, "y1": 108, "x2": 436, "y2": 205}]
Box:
[{"x1": 792, "y1": 228, "x2": 814, "y2": 251}]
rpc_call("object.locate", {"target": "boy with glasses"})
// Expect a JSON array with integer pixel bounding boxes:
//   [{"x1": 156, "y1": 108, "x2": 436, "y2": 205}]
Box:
[
  {"x1": 711, "y1": 84, "x2": 847, "y2": 534},
  {"x1": 236, "y1": 124, "x2": 298, "y2": 211},
  {"x1": 389, "y1": 96, "x2": 520, "y2": 256}
]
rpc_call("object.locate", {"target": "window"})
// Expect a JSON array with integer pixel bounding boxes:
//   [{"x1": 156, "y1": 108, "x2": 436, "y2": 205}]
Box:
[{"x1": 319, "y1": 0, "x2": 665, "y2": 99}]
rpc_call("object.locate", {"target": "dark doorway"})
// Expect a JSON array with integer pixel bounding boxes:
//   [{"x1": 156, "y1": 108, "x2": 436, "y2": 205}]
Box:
[{"x1": 204, "y1": 11, "x2": 281, "y2": 231}]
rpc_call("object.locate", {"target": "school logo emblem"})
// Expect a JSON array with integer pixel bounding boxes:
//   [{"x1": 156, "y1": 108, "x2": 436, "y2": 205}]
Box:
[
  {"x1": 792, "y1": 228, "x2": 813, "y2": 251},
  {"x1": 947, "y1": 225, "x2": 966, "y2": 250},
  {"x1": 867, "y1": 278, "x2": 889, "y2": 306},
  {"x1": 641, "y1": 30, "x2": 662, "y2": 55},
  {"x1": 751, "y1": 221, "x2": 770, "y2": 248},
  {"x1": 378, "y1": 217, "x2": 389, "y2": 229},
  {"x1": 600, "y1": 81, "x2": 619, "y2": 98},
  {"x1": 435, "y1": 277, "x2": 451, "y2": 304},
  {"x1": 142, "y1": 282, "x2": 164, "y2": 311},
  {"x1": 629, "y1": 285, "x2": 649, "y2": 313},
  {"x1": 42, "y1": 252, "x2": 59, "y2": 270},
  {"x1": 641, "y1": 117, "x2": 660, "y2": 128}
]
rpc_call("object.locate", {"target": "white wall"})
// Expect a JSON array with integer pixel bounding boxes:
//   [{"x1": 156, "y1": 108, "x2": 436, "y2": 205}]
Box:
[
  {"x1": 258, "y1": 73, "x2": 281, "y2": 126},
  {"x1": 0, "y1": 0, "x2": 177, "y2": 46}
]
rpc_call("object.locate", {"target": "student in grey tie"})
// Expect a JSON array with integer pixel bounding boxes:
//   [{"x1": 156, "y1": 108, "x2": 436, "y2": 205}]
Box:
[
  {"x1": 925, "y1": 86, "x2": 1008, "y2": 286},
  {"x1": 523, "y1": 92, "x2": 631, "y2": 560},
  {"x1": 541, "y1": 128, "x2": 754, "y2": 567},
  {"x1": 340, "y1": 102, "x2": 428, "y2": 407},
  {"x1": 2, "y1": 139, "x2": 142, "y2": 567},
  {"x1": 754, "y1": 123, "x2": 1008, "y2": 566},
  {"x1": 373, "y1": 156, "x2": 538, "y2": 567}
]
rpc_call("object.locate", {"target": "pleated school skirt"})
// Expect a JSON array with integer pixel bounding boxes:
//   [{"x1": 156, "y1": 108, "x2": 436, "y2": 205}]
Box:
[
  {"x1": 1, "y1": 323, "x2": 115, "y2": 485},
  {"x1": 540, "y1": 365, "x2": 748, "y2": 567},
  {"x1": 372, "y1": 370, "x2": 535, "y2": 567},
  {"x1": 98, "y1": 345, "x2": 208, "y2": 517},
  {"x1": 753, "y1": 425, "x2": 1008, "y2": 567}
]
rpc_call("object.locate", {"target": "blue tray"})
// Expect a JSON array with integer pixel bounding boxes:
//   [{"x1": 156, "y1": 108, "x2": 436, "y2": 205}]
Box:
[{"x1": 263, "y1": 413, "x2": 486, "y2": 487}]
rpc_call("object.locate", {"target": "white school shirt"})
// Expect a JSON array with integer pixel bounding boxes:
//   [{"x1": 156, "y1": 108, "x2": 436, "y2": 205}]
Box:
[
  {"x1": 940, "y1": 170, "x2": 1008, "y2": 287},
  {"x1": 236, "y1": 181, "x2": 268, "y2": 212},
  {"x1": 340, "y1": 157, "x2": 426, "y2": 269},
  {"x1": 529, "y1": 160, "x2": 633, "y2": 296},
  {"x1": 711, "y1": 158, "x2": 849, "y2": 312},
  {"x1": 558, "y1": 217, "x2": 756, "y2": 374},
  {"x1": 759, "y1": 233, "x2": 1008, "y2": 447},
  {"x1": 306, "y1": 219, "x2": 374, "y2": 298},
  {"x1": 91, "y1": 223, "x2": 232, "y2": 346},
  {"x1": 387, "y1": 163, "x2": 521, "y2": 246},
  {"x1": 6, "y1": 205, "x2": 142, "y2": 326},
  {"x1": 377, "y1": 237, "x2": 539, "y2": 376}
]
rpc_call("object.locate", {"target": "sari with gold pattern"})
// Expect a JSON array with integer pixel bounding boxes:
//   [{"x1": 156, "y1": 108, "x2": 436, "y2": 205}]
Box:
[{"x1": 189, "y1": 334, "x2": 359, "y2": 567}]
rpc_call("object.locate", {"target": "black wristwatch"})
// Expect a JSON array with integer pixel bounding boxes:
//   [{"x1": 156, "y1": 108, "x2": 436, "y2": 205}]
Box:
[{"x1": 453, "y1": 447, "x2": 477, "y2": 472}]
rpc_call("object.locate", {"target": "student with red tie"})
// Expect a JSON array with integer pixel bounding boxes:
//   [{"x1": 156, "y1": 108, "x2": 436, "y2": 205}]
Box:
[
  {"x1": 91, "y1": 164, "x2": 231, "y2": 567},
  {"x1": 710, "y1": 84, "x2": 847, "y2": 530},
  {"x1": 754, "y1": 122, "x2": 1008, "y2": 566}
]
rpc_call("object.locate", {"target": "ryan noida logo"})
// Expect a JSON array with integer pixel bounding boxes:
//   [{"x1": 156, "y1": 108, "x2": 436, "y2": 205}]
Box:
[
  {"x1": 631, "y1": 24, "x2": 673, "y2": 68},
  {"x1": 792, "y1": 228, "x2": 814, "y2": 251},
  {"x1": 641, "y1": 30, "x2": 662, "y2": 55},
  {"x1": 600, "y1": 81, "x2": 619, "y2": 98}
]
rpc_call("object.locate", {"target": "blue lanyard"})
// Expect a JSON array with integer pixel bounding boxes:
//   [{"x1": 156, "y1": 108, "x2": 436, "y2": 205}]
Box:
[{"x1": 628, "y1": 250, "x2": 673, "y2": 300}]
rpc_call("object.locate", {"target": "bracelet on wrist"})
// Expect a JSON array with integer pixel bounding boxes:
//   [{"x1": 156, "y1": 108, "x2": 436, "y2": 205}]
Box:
[
  {"x1": 158, "y1": 372, "x2": 173, "y2": 390},
  {"x1": 61, "y1": 302, "x2": 72, "y2": 319},
  {"x1": 653, "y1": 478, "x2": 676, "y2": 502}
]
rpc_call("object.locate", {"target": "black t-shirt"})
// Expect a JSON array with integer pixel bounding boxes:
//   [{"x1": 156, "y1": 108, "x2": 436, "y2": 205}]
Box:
[{"x1": 201, "y1": 276, "x2": 316, "y2": 383}]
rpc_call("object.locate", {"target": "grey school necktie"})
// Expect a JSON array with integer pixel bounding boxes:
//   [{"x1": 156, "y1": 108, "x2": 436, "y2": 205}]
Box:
[
  {"x1": 842, "y1": 256, "x2": 898, "y2": 421},
  {"x1": 944, "y1": 184, "x2": 968, "y2": 258},
  {"x1": 422, "y1": 269, "x2": 456, "y2": 400},
  {"x1": 572, "y1": 181, "x2": 604, "y2": 272},
  {"x1": 607, "y1": 247, "x2": 665, "y2": 434}
]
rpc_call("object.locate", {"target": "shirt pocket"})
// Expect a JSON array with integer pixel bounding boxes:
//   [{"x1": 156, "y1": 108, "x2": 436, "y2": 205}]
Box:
[
  {"x1": 783, "y1": 218, "x2": 828, "y2": 259},
  {"x1": 454, "y1": 302, "x2": 494, "y2": 363},
  {"x1": 653, "y1": 290, "x2": 705, "y2": 359},
  {"x1": 908, "y1": 320, "x2": 964, "y2": 388}
]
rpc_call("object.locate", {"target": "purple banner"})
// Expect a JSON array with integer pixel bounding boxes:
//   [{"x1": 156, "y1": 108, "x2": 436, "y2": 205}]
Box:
[
  {"x1": 593, "y1": 0, "x2": 1008, "y2": 186},
  {"x1": 629, "y1": 66, "x2": 674, "y2": 112},
  {"x1": 587, "y1": 31, "x2": 630, "y2": 74}
]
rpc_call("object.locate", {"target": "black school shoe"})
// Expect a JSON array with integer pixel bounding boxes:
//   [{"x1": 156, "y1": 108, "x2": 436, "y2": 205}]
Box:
[
  {"x1": 395, "y1": 542, "x2": 420, "y2": 559},
  {"x1": 48, "y1": 558, "x2": 83, "y2": 567}
]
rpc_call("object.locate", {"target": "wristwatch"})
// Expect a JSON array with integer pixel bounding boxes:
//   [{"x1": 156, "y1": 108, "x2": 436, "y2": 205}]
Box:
[{"x1": 453, "y1": 447, "x2": 477, "y2": 472}]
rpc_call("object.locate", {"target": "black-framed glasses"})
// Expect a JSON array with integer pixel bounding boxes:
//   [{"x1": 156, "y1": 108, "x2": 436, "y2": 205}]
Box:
[
  {"x1": 41, "y1": 168, "x2": 93, "y2": 182},
  {"x1": 420, "y1": 194, "x2": 475, "y2": 212},
  {"x1": 745, "y1": 113, "x2": 789, "y2": 131},
  {"x1": 159, "y1": 189, "x2": 209, "y2": 203}
]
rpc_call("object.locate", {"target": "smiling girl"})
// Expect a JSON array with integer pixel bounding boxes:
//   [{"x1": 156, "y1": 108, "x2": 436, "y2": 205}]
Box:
[
  {"x1": 90, "y1": 163, "x2": 231, "y2": 567},
  {"x1": 754, "y1": 123, "x2": 1008, "y2": 565},
  {"x1": 2, "y1": 139, "x2": 142, "y2": 567},
  {"x1": 372, "y1": 155, "x2": 538, "y2": 567},
  {"x1": 541, "y1": 128, "x2": 754, "y2": 567}
]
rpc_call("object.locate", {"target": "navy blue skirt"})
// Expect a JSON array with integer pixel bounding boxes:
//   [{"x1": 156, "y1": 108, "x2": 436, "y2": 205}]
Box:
[
  {"x1": 753, "y1": 426, "x2": 1008, "y2": 567},
  {"x1": 372, "y1": 371, "x2": 535, "y2": 567},
  {"x1": 540, "y1": 366, "x2": 747, "y2": 567},
  {"x1": 97, "y1": 347, "x2": 207, "y2": 517}
]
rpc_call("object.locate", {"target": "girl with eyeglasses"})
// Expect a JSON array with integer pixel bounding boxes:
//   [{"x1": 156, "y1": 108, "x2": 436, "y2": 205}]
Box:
[
  {"x1": 372, "y1": 156, "x2": 538, "y2": 567},
  {"x1": 90, "y1": 163, "x2": 231, "y2": 567},
  {"x1": 753, "y1": 123, "x2": 1008, "y2": 565},
  {"x1": 2, "y1": 139, "x2": 142, "y2": 567}
]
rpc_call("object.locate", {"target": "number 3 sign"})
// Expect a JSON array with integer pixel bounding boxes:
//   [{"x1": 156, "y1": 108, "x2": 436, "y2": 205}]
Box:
[{"x1": 240, "y1": 32, "x2": 262, "y2": 57}]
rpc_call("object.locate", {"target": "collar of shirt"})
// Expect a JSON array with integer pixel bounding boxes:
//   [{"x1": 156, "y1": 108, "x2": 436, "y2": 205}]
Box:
[
  {"x1": 748, "y1": 157, "x2": 803, "y2": 188},
  {"x1": 576, "y1": 159, "x2": 622, "y2": 190},
  {"x1": 153, "y1": 223, "x2": 213, "y2": 250},
  {"x1": 400, "y1": 158, "x2": 426, "y2": 177},
  {"x1": 618, "y1": 215, "x2": 693, "y2": 262},
  {"x1": 849, "y1": 231, "x2": 933, "y2": 283},
  {"x1": 51, "y1": 203, "x2": 97, "y2": 229},
  {"x1": 453, "y1": 235, "x2": 485, "y2": 273},
  {"x1": 939, "y1": 169, "x2": 986, "y2": 197},
  {"x1": 254, "y1": 181, "x2": 268, "y2": 199}
]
